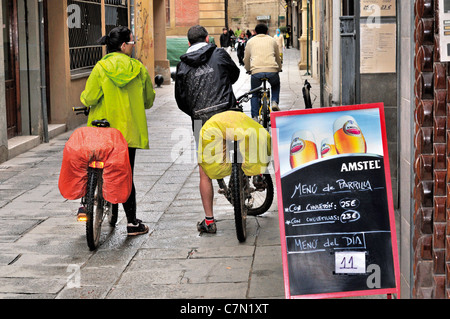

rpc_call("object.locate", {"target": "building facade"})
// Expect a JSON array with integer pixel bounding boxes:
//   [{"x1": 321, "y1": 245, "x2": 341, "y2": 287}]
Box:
[
  {"x1": 166, "y1": 0, "x2": 226, "y2": 43},
  {"x1": 0, "y1": 0, "x2": 169, "y2": 164},
  {"x1": 412, "y1": 0, "x2": 450, "y2": 299},
  {"x1": 166, "y1": 0, "x2": 286, "y2": 44},
  {"x1": 227, "y1": 0, "x2": 286, "y2": 36},
  {"x1": 1, "y1": 0, "x2": 448, "y2": 299}
]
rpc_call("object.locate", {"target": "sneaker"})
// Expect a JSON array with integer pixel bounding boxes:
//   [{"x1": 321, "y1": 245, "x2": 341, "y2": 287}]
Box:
[
  {"x1": 127, "y1": 219, "x2": 149, "y2": 236},
  {"x1": 272, "y1": 102, "x2": 280, "y2": 112},
  {"x1": 197, "y1": 219, "x2": 217, "y2": 234}
]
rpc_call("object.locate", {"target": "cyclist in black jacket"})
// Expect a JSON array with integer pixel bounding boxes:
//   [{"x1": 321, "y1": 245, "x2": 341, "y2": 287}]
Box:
[{"x1": 175, "y1": 25, "x2": 240, "y2": 234}]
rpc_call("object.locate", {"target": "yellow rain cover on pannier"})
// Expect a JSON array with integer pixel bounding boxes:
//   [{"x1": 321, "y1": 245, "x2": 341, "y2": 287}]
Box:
[{"x1": 198, "y1": 111, "x2": 271, "y2": 179}]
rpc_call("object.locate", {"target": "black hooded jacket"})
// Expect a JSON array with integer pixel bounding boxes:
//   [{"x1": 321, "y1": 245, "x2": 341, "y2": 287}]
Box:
[{"x1": 175, "y1": 43, "x2": 240, "y2": 129}]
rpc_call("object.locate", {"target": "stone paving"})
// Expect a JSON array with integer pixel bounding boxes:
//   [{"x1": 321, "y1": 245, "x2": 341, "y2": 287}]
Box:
[{"x1": 0, "y1": 48, "x2": 320, "y2": 299}]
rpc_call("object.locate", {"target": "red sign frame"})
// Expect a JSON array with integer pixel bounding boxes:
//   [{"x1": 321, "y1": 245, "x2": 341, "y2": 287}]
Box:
[{"x1": 270, "y1": 103, "x2": 400, "y2": 299}]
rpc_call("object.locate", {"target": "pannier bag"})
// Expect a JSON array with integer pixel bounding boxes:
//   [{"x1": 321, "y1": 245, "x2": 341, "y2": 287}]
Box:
[
  {"x1": 58, "y1": 126, "x2": 132, "y2": 204},
  {"x1": 198, "y1": 111, "x2": 272, "y2": 180}
]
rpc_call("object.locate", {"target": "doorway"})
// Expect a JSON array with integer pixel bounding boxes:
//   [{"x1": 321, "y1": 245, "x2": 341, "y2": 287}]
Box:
[{"x1": 3, "y1": 0, "x2": 21, "y2": 138}]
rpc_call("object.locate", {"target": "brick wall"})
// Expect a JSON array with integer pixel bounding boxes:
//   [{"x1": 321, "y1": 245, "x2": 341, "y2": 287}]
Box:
[
  {"x1": 414, "y1": 0, "x2": 449, "y2": 299},
  {"x1": 176, "y1": 0, "x2": 199, "y2": 27}
]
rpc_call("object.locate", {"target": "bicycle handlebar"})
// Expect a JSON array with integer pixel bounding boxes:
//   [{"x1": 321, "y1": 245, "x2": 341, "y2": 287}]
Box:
[
  {"x1": 73, "y1": 106, "x2": 90, "y2": 116},
  {"x1": 73, "y1": 106, "x2": 88, "y2": 112},
  {"x1": 236, "y1": 86, "x2": 263, "y2": 106}
]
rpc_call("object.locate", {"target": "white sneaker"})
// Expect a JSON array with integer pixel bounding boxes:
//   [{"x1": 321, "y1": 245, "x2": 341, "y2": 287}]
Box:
[{"x1": 272, "y1": 102, "x2": 280, "y2": 112}]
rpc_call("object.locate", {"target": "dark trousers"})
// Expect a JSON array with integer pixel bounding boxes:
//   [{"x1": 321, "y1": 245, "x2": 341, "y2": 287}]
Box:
[
  {"x1": 113, "y1": 147, "x2": 136, "y2": 223},
  {"x1": 250, "y1": 72, "x2": 280, "y2": 118},
  {"x1": 237, "y1": 48, "x2": 245, "y2": 65}
]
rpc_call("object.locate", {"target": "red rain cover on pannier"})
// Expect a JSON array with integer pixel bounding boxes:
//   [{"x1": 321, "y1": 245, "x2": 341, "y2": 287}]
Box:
[{"x1": 58, "y1": 126, "x2": 132, "y2": 204}]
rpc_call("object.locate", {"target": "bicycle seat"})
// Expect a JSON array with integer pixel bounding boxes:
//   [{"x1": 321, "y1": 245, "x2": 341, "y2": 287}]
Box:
[{"x1": 91, "y1": 119, "x2": 110, "y2": 128}]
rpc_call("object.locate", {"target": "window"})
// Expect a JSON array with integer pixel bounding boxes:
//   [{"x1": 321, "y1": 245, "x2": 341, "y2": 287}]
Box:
[
  {"x1": 68, "y1": 0, "x2": 130, "y2": 73},
  {"x1": 166, "y1": 0, "x2": 170, "y2": 27},
  {"x1": 68, "y1": 0, "x2": 102, "y2": 72},
  {"x1": 105, "y1": 0, "x2": 129, "y2": 35},
  {"x1": 342, "y1": 0, "x2": 354, "y2": 16}
]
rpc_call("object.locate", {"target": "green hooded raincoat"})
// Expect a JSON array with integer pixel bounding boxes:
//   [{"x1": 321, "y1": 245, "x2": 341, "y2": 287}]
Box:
[{"x1": 81, "y1": 52, "x2": 155, "y2": 149}]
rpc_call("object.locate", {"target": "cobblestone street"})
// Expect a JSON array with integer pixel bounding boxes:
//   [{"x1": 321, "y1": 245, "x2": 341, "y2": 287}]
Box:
[{"x1": 0, "y1": 48, "x2": 318, "y2": 299}]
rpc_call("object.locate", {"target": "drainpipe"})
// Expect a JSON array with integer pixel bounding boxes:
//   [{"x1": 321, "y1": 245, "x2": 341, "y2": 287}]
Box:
[
  {"x1": 305, "y1": 0, "x2": 311, "y2": 75},
  {"x1": 38, "y1": 0, "x2": 48, "y2": 143},
  {"x1": 24, "y1": 0, "x2": 32, "y2": 134},
  {"x1": 319, "y1": 0, "x2": 324, "y2": 107},
  {"x1": 332, "y1": 0, "x2": 340, "y2": 105},
  {"x1": 224, "y1": 0, "x2": 228, "y2": 30}
]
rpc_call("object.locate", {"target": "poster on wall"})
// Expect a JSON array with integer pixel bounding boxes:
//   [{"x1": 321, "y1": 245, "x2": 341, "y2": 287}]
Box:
[
  {"x1": 360, "y1": 0, "x2": 396, "y2": 17},
  {"x1": 271, "y1": 103, "x2": 400, "y2": 299},
  {"x1": 360, "y1": 23, "x2": 397, "y2": 74}
]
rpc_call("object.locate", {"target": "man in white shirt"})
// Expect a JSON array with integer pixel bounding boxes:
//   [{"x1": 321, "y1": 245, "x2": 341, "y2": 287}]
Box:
[{"x1": 243, "y1": 23, "x2": 282, "y2": 117}]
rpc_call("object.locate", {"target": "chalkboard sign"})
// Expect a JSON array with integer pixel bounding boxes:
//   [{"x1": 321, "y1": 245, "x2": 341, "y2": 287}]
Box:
[{"x1": 271, "y1": 103, "x2": 400, "y2": 299}]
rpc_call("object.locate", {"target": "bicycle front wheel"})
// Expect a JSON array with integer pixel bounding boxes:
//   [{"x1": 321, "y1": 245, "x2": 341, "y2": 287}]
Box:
[
  {"x1": 261, "y1": 97, "x2": 269, "y2": 130},
  {"x1": 231, "y1": 162, "x2": 247, "y2": 243},
  {"x1": 85, "y1": 168, "x2": 105, "y2": 251}
]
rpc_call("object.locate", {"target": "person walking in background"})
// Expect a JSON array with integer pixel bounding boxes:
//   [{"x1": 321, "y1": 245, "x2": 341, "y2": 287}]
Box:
[
  {"x1": 229, "y1": 28, "x2": 236, "y2": 51},
  {"x1": 175, "y1": 25, "x2": 240, "y2": 234},
  {"x1": 273, "y1": 28, "x2": 285, "y2": 64},
  {"x1": 80, "y1": 26, "x2": 155, "y2": 236},
  {"x1": 243, "y1": 23, "x2": 282, "y2": 118},
  {"x1": 220, "y1": 27, "x2": 232, "y2": 54},
  {"x1": 236, "y1": 32, "x2": 248, "y2": 66},
  {"x1": 234, "y1": 27, "x2": 242, "y2": 38},
  {"x1": 286, "y1": 25, "x2": 291, "y2": 49}
]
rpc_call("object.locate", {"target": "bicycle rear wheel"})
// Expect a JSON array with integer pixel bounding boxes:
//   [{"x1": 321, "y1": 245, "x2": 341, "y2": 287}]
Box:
[
  {"x1": 231, "y1": 161, "x2": 247, "y2": 243},
  {"x1": 247, "y1": 174, "x2": 274, "y2": 216},
  {"x1": 85, "y1": 168, "x2": 105, "y2": 251}
]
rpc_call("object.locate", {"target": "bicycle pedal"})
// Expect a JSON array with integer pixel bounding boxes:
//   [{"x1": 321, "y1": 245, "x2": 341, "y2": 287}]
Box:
[{"x1": 218, "y1": 188, "x2": 226, "y2": 194}]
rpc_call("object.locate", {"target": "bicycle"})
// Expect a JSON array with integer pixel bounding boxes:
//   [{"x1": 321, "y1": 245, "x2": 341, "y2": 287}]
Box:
[
  {"x1": 71, "y1": 106, "x2": 119, "y2": 250},
  {"x1": 215, "y1": 90, "x2": 274, "y2": 243}
]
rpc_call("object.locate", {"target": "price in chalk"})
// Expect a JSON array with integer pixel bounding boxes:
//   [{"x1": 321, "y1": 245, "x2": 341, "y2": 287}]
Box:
[
  {"x1": 335, "y1": 251, "x2": 366, "y2": 274},
  {"x1": 339, "y1": 198, "x2": 360, "y2": 209}
]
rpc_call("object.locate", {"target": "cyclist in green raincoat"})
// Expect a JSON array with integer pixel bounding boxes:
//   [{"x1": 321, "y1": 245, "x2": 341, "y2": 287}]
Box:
[{"x1": 80, "y1": 26, "x2": 155, "y2": 236}]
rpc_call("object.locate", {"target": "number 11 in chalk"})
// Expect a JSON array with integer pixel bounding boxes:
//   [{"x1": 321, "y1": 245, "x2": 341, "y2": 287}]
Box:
[{"x1": 335, "y1": 251, "x2": 366, "y2": 274}]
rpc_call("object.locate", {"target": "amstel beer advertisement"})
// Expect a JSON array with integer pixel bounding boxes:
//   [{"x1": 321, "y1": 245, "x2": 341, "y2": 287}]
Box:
[{"x1": 271, "y1": 103, "x2": 400, "y2": 299}]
